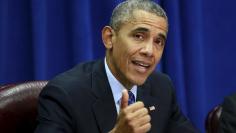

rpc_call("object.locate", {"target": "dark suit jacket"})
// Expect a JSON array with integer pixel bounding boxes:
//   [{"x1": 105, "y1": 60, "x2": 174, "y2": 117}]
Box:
[
  {"x1": 35, "y1": 60, "x2": 198, "y2": 133},
  {"x1": 219, "y1": 93, "x2": 236, "y2": 133}
]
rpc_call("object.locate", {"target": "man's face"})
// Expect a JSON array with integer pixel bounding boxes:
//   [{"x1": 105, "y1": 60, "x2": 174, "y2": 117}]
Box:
[{"x1": 105, "y1": 10, "x2": 168, "y2": 89}]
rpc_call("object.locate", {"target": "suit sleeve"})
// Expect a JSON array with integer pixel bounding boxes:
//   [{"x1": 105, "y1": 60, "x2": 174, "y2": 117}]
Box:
[
  {"x1": 219, "y1": 93, "x2": 236, "y2": 133},
  {"x1": 165, "y1": 77, "x2": 199, "y2": 133},
  {"x1": 34, "y1": 84, "x2": 75, "y2": 133}
]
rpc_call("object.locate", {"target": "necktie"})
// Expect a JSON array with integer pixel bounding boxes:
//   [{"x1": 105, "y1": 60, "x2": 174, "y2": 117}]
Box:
[{"x1": 128, "y1": 91, "x2": 135, "y2": 105}]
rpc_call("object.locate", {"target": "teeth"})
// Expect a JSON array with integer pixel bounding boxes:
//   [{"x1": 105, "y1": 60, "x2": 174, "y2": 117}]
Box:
[
  {"x1": 139, "y1": 62, "x2": 148, "y2": 67},
  {"x1": 134, "y1": 61, "x2": 149, "y2": 67}
]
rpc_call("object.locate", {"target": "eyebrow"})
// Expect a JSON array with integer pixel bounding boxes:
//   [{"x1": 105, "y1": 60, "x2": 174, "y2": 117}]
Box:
[
  {"x1": 131, "y1": 27, "x2": 150, "y2": 33},
  {"x1": 158, "y1": 33, "x2": 166, "y2": 41}
]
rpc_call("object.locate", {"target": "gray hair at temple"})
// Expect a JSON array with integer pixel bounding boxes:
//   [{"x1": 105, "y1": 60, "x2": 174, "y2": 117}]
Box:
[{"x1": 109, "y1": 0, "x2": 168, "y2": 31}]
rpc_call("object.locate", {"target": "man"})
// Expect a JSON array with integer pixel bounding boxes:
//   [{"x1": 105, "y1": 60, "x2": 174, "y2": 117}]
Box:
[
  {"x1": 219, "y1": 93, "x2": 236, "y2": 133},
  {"x1": 35, "y1": 0, "x2": 198, "y2": 133}
]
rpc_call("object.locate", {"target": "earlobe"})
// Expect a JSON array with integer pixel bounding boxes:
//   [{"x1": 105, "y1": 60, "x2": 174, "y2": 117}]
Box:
[{"x1": 102, "y1": 26, "x2": 114, "y2": 49}]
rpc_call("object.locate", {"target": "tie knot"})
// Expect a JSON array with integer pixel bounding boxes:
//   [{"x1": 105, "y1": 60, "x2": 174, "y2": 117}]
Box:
[{"x1": 128, "y1": 91, "x2": 135, "y2": 105}]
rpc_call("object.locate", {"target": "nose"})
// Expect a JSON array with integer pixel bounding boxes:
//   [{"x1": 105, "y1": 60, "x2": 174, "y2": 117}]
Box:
[{"x1": 140, "y1": 40, "x2": 153, "y2": 57}]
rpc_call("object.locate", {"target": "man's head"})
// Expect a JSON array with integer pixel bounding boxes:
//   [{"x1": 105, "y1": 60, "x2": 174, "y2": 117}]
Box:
[{"x1": 102, "y1": 0, "x2": 168, "y2": 89}]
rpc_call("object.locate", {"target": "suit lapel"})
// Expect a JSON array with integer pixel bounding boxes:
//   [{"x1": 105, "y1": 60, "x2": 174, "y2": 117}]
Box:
[
  {"x1": 89, "y1": 60, "x2": 162, "y2": 133},
  {"x1": 137, "y1": 81, "x2": 160, "y2": 133},
  {"x1": 137, "y1": 81, "x2": 159, "y2": 112},
  {"x1": 91, "y1": 60, "x2": 117, "y2": 133}
]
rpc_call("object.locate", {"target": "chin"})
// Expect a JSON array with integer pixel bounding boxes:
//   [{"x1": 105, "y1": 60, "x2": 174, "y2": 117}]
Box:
[
  {"x1": 126, "y1": 72, "x2": 150, "y2": 86},
  {"x1": 131, "y1": 78, "x2": 147, "y2": 86}
]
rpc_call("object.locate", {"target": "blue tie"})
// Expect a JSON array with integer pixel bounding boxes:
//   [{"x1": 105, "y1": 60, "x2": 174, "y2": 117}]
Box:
[{"x1": 128, "y1": 91, "x2": 135, "y2": 105}]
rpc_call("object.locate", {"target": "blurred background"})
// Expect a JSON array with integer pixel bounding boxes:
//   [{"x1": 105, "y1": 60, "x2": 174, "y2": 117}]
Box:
[{"x1": 0, "y1": 0, "x2": 236, "y2": 132}]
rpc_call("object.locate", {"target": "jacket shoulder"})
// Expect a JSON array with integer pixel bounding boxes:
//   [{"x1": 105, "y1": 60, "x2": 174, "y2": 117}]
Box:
[
  {"x1": 46, "y1": 60, "x2": 101, "y2": 92},
  {"x1": 145, "y1": 71, "x2": 175, "y2": 96},
  {"x1": 148, "y1": 71, "x2": 173, "y2": 86}
]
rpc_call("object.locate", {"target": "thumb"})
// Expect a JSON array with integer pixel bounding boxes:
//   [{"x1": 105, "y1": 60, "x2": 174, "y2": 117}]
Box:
[{"x1": 120, "y1": 89, "x2": 129, "y2": 109}]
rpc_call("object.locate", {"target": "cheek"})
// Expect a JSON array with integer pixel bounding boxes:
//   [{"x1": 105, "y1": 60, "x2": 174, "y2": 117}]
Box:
[
  {"x1": 112, "y1": 44, "x2": 129, "y2": 69},
  {"x1": 114, "y1": 36, "x2": 141, "y2": 61},
  {"x1": 115, "y1": 43, "x2": 132, "y2": 57},
  {"x1": 153, "y1": 49, "x2": 164, "y2": 61}
]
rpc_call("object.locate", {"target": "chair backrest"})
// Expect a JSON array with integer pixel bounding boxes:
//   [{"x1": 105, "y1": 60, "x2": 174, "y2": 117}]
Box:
[
  {"x1": 0, "y1": 84, "x2": 16, "y2": 90},
  {"x1": 0, "y1": 81, "x2": 48, "y2": 133},
  {"x1": 205, "y1": 105, "x2": 222, "y2": 133}
]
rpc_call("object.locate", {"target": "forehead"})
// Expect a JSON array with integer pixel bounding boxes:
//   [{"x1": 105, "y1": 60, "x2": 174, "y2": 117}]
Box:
[{"x1": 120, "y1": 10, "x2": 168, "y2": 35}]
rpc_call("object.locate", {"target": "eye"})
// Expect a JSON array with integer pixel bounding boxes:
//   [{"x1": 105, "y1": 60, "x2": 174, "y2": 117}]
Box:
[
  {"x1": 155, "y1": 38, "x2": 165, "y2": 47},
  {"x1": 133, "y1": 33, "x2": 145, "y2": 41}
]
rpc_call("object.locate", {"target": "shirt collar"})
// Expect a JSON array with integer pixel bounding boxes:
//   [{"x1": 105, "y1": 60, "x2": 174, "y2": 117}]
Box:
[{"x1": 104, "y1": 58, "x2": 137, "y2": 105}]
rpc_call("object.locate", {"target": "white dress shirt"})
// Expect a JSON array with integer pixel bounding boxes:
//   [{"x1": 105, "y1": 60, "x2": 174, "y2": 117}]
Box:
[{"x1": 104, "y1": 58, "x2": 137, "y2": 114}]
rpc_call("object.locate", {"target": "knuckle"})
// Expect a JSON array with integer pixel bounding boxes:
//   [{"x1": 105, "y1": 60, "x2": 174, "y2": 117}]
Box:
[
  {"x1": 138, "y1": 101, "x2": 144, "y2": 107},
  {"x1": 127, "y1": 121, "x2": 135, "y2": 128},
  {"x1": 147, "y1": 115, "x2": 151, "y2": 121},
  {"x1": 143, "y1": 108, "x2": 148, "y2": 114},
  {"x1": 146, "y1": 123, "x2": 151, "y2": 131},
  {"x1": 138, "y1": 123, "x2": 151, "y2": 133},
  {"x1": 142, "y1": 123, "x2": 151, "y2": 132},
  {"x1": 148, "y1": 123, "x2": 152, "y2": 129}
]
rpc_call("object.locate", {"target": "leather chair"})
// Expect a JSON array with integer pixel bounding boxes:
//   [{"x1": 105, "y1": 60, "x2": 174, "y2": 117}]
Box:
[
  {"x1": 0, "y1": 84, "x2": 16, "y2": 90},
  {"x1": 205, "y1": 105, "x2": 222, "y2": 133},
  {"x1": 0, "y1": 81, "x2": 48, "y2": 133}
]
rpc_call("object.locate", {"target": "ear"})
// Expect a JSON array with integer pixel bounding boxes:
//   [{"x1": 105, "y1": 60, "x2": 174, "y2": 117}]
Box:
[{"x1": 102, "y1": 26, "x2": 115, "y2": 49}]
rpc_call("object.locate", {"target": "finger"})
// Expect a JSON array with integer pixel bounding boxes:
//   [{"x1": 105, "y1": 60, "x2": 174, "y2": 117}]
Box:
[
  {"x1": 125, "y1": 101, "x2": 144, "y2": 112},
  {"x1": 129, "y1": 107, "x2": 149, "y2": 119},
  {"x1": 137, "y1": 122, "x2": 151, "y2": 133},
  {"x1": 133, "y1": 114, "x2": 151, "y2": 127},
  {"x1": 120, "y1": 89, "x2": 129, "y2": 109}
]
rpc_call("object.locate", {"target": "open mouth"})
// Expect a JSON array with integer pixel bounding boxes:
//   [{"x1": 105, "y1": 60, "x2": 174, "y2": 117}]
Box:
[
  {"x1": 132, "y1": 60, "x2": 150, "y2": 67},
  {"x1": 131, "y1": 60, "x2": 151, "y2": 73}
]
